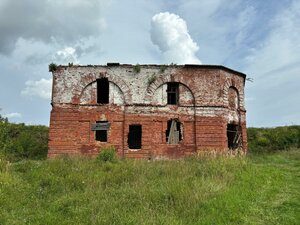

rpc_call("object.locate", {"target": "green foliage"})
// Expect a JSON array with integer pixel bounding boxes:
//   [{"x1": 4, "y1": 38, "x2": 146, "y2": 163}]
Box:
[
  {"x1": 0, "y1": 114, "x2": 8, "y2": 123},
  {"x1": 159, "y1": 64, "x2": 167, "y2": 73},
  {"x1": 133, "y1": 64, "x2": 141, "y2": 73},
  {"x1": 48, "y1": 63, "x2": 57, "y2": 72},
  {"x1": 147, "y1": 73, "x2": 156, "y2": 85},
  {"x1": 97, "y1": 146, "x2": 116, "y2": 162},
  {"x1": 247, "y1": 126, "x2": 300, "y2": 153},
  {"x1": 0, "y1": 150, "x2": 299, "y2": 224},
  {"x1": 0, "y1": 119, "x2": 48, "y2": 162}
]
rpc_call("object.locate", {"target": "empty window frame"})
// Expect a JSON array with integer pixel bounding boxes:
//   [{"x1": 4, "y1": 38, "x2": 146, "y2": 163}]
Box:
[
  {"x1": 128, "y1": 125, "x2": 142, "y2": 149},
  {"x1": 95, "y1": 121, "x2": 108, "y2": 142},
  {"x1": 166, "y1": 119, "x2": 182, "y2": 144},
  {"x1": 227, "y1": 124, "x2": 242, "y2": 150},
  {"x1": 167, "y1": 82, "x2": 179, "y2": 105},
  {"x1": 97, "y1": 78, "x2": 109, "y2": 104}
]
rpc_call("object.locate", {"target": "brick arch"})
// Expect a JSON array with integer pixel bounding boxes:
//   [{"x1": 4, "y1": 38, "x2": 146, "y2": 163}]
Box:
[
  {"x1": 75, "y1": 72, "x2": 132, "y2": 104},
  {"x1": 223, "y1": 79, "x2": 244, "y2": 109},
  {"x1": 144, "y1": 73, "x2": 196, "y2": 104},
  {"x1": 78, "y1": 80, "x2": 125, "y2": 104}
]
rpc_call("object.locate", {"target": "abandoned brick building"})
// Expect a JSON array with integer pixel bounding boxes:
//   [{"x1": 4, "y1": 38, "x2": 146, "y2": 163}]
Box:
[{"x1": 48, "y1": 63, "x2": 247, "y2": 159}]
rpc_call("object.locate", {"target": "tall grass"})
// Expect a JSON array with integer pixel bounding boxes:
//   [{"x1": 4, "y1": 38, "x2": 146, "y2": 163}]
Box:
[
  {"x1": 1, "y1": 150, "x2": 299, "y2": 224},
  {"x1": 0, "y1": 116, "x2": 299, "y2": 224}
]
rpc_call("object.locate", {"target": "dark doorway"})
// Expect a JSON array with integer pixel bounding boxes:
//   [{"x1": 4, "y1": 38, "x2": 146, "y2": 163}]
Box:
[
  {"x1": 97, "y1": 78, "x2": 109, "y2": 104},
  {"x1": 128, "y1": 125, "x2": 142, "y2": 149},
  {"x1": 227, "y1": 124, "x2": 242, "y2": 149},
  {"x1": 166, "y1": 119, "x2": 182, "y2": 144},
  {"x1": 167, "y1": 82, "x2": 179, "y2": 105}
]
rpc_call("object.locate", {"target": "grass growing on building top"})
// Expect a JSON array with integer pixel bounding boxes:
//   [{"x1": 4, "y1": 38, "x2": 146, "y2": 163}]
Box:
[
  {"x1": 0, "y1": 150, "x2": 299, "y2": 224},
  {"x1": 48, "y1": 63, "x2": 57, "y2": 72},
  {"x1": 133, "y1": 64, "x2": 141, "y2": 73}
]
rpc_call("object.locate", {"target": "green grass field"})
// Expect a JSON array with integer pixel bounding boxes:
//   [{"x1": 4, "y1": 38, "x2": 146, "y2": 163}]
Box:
[{"x1": 0, "y1": 150, "x2": 299, "y2": 225}]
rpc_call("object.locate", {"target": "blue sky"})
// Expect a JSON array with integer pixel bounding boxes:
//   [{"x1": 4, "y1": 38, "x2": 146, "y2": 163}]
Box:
[{"x1": 0, "y1": 0, "x2": 299, "y2": 127}]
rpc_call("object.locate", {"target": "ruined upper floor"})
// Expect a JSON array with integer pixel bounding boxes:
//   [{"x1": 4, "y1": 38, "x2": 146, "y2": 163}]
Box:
[{"x1": 51, "y1": 63, "x2": 246, "y2": 111}]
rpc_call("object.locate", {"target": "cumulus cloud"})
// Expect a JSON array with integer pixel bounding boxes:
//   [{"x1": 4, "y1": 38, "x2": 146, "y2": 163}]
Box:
[
  {"x1": 54, "y1": 47, "x2": 79, "y2": 64},
  {"x1": 150, "y1": 12, "x2": 201, "y2": 64},
  {"x1": 3, "y1": 112, "x2": 22, "y2": 119},
  {"x1": 21, "y1": 78, "x2": 52, "y2": 100},
  {"x1": 0, "y1": 0, "x2": 109, "y2": 54}
]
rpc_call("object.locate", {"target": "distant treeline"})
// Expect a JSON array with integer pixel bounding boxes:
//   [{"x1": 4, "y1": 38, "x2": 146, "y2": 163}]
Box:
[
  {"x1": 0, "y1": 113, "x2": 299, "y2": 161},
  {"x1": 247, "y1": 126, "x2": 300, "y2": 153},
  {"x1": 0, "y1": 115, "x2": 48, "y2": 161}
]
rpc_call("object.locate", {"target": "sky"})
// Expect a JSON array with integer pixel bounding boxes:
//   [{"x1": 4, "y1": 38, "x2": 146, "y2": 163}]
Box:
[{"x1": 0, "y1": 0, "x2": 299, "y2": 127}]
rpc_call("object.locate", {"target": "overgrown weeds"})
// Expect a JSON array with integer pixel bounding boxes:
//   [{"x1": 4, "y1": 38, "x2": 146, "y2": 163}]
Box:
[
  {"x1": 97, "y1": 146, "x2": 116, "y2": 162},
  {"x1": 133, "y1": 64, "x2": 141, "y2": 73},
  {"x1": 0, "y1": 150, "x2": 299, "y2": 224}
]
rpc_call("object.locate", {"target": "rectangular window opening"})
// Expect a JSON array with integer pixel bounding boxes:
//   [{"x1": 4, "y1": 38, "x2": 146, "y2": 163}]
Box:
[
  {"x1": 166, "y1": 119, "x2": 182, "y2": 144},
  {"x1": 95, "y1": 121, "x2": 108, "y2": 142},
  {"x1": 167, "y1": 82, "x2": 179, "y2": 105},
  {"x1": 128, "y1": 125, "x2": 142, "y2": 149},
  {"x1": 97, "y1": 78, "x2": 109, "y2": 104},
  {"x1": 227, "y1": 124, "x2": 242, "y2": 150}
]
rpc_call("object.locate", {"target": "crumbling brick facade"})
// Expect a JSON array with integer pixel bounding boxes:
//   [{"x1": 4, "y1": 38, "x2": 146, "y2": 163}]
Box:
[{"x1": 48, "y1": 64, "x2": 247, "y2": 159}]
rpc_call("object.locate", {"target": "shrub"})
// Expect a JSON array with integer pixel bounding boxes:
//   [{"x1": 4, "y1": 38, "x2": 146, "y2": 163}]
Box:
[
  {"x1": 0, "y1": 120, "x2": 48, "y2": 162},
  {"x1": 97, "y1": 146, "x2": 116, "y2": 162},
  {"x1": 48, "y1": 63, "x2": 57, "y2": 72},
  {"x1": 159, "y1": 65, "x2": 167, "y2": 73},
  {"x1": 133, "y1": 64, "x2": 141, "y2": 73},
  {"x1": 247, "y1": 126, "x2": 300, "y2": 153}
]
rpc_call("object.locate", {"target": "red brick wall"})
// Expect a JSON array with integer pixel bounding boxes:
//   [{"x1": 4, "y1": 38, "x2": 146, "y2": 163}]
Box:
[
  {"x1": 48, "y1": 107, "x2": 247, "y2": 159},
  {"x1": 48, "y1": 65, "x2": 247, "y2": 159}
]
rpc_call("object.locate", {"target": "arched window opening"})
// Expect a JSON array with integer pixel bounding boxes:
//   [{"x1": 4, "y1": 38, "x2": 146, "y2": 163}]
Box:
[
  {"x1": 166, "y1": 119, "x2": 182, "y2": 144},
  {"x1": 228, "y1": 87, "x2": 239, "y2": 109},
  {"x1": 97, "y1": 78, "x2": 109, "y2": 104}
]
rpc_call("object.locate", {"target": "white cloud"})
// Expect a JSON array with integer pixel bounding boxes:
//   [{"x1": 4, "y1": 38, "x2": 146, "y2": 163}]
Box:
[
  {"x1": 54, "y1": 47, "x2": 79, "y2": 64},
  {"x1": 150, "y1": 12, "x2": 201, "y2": 64},
  {"x1": 0, "y1": 0, "x2": 110, "y2": 54},
  {"x1": 245, "y1": 1, "x2": 300, "y2": 77},
  {"x1": 21, "y1": 78, "x2": 52, "y2": 100},
  {"x1": 3, "y1": 112, "x2": 22, "y2": 119},
  {"x1": 243, "y1": 0, "x2": 300, "y2": 126}
]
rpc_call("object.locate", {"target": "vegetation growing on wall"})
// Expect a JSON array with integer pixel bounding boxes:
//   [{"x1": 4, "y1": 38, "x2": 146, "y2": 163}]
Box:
[
  {"x1": 48, "y1": 63, "x2": 57, "y2": 72},
  {"x1": 133, "y1": 64, "x2": 141, "y2": 73},
  {"x1": 147, "y1": 73, "x2": 156, "y2": 85},
  {"x1": 159, "y1": 64, "x2": 167, "y2": 73}
]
